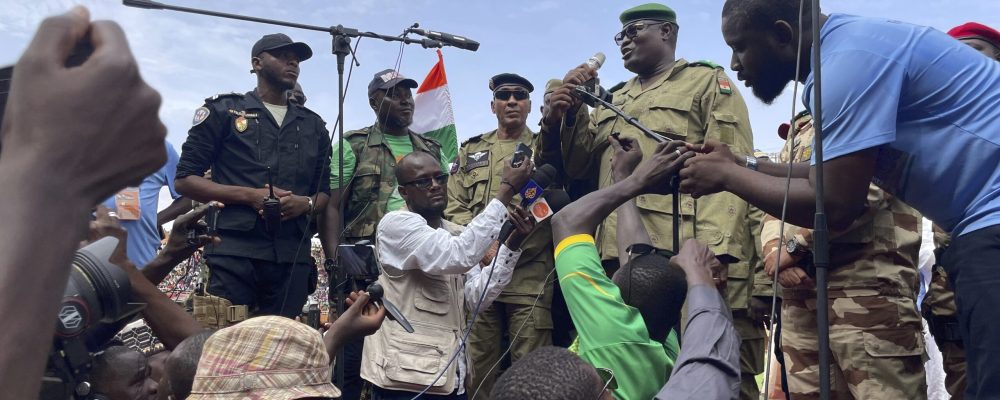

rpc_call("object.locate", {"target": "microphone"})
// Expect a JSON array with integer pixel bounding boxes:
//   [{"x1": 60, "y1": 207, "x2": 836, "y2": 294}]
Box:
[
  {"x1": 525, "y1": 189, "x2": 572, "y2": 225},
  {"x1": 585, "y1": 52, "x2": 606, "y2": 70},
  {"x1": 366, "y1": 282, "x2": 414, "y2": 333},
  {"x1": 407, "y1": 28, "x2": 480, "y2": 52},
  {"x1": 497, "y1": 165, "x2": 559, "y2": 243},
  {"x1": 577, "y1": 52, "x2": 611, "y2": 107}
]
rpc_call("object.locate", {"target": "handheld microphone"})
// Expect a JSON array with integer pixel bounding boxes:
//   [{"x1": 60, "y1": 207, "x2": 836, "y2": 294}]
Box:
[
  {"x1": 585, "y1": 52, "x2": 606, "y2": 70},
  {"x1": 577, "y1": 52, "x2": 611, "y2": 107},
  {"x1": 498, "y1": 164, "x2": 559, "y2": 243},
  {"x1": 407, "y1": 27, "x2": 480, "y2": 52},
  {"x1": 366, "y1": 282, "x2": 414, "y2": 333}
]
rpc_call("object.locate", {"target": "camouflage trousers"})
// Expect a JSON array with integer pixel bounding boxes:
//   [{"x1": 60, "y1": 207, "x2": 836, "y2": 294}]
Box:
[{"x1": 781, "y1": 295, "x2": 927, "y2": 399}]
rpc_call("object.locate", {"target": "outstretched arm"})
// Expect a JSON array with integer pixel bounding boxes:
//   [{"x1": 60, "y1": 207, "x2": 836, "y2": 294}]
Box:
[{"x1": 552, "y1": 141, "x2": 694, "y2": 245}]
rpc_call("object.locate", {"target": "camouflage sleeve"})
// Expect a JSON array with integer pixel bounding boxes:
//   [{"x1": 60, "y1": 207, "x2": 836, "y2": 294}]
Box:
[
  {"x1": 748, "y1": 205, "x2": 773, "y2": 298},
  {"x1": 444, "y1": 144, "x2": 476, "y2": 226}
]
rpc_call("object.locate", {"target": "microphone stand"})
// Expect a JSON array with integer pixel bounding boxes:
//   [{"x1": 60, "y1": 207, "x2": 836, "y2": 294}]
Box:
[
  {"x1": 574, "y1": 86, "x2": 681, "y2": 253},
  {"x1": 808, "y1": 0, "x2": 831, "y2": 398},
  {"x1": 122, "y1": 0, "x2": 477, "y2": 392}
]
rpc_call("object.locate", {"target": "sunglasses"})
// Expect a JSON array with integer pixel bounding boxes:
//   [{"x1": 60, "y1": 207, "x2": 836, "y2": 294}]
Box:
[
  {"x1": 494, "y1": 89, "x2": 530, "y2": 101},
  {"x1": 614, "y1": 21, "x2": 667, "y2": 45},
  {"x1": 401, "y1": 173, "x2": 449, "y2": 189},
  {"x1": 595, "y1": 367, "x2": 618, "y2": 400}
]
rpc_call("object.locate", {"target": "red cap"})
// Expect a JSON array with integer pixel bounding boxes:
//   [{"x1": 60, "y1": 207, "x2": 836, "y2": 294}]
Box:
[{"x1": 948, "y1": 22, "x2": 1000, "y2": 49}]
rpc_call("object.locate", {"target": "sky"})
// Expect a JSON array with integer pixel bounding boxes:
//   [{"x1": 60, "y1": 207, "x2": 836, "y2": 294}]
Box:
[{"x1": 2, "y1": 0, "x2": 998, "y2": 212}]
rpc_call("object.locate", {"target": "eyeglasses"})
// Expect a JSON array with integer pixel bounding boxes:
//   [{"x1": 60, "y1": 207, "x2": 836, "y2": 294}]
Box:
[
  {"x1": 401, "y1": 173, "x2": 449, "y2": 189},
  {"x1": 595, "y1": 367, "x2": 618, "y2": 400},
  {"x1": 614, "y1": 21, "x2": 667, "y2": 45},
  {"x1": 493, "y1": 89, "x2": 530, "y2": 101}
]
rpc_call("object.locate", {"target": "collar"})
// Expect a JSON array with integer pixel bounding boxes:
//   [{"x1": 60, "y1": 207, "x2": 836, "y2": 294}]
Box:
[
  {"x1": 619, "y1": 58, "x2": 689, "y2": 99},
  {"x1": 480, "y1": 126, "x2": 535, "y2": 145}
]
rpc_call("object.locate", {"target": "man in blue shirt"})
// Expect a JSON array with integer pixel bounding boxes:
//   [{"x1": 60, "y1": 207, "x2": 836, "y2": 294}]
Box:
[
  {"x1": 102, "y1": 142, "x2": 189, "y2": 267},
  {"x1": 678, "y1": 1, "x2": 1000, "y2": 397}
]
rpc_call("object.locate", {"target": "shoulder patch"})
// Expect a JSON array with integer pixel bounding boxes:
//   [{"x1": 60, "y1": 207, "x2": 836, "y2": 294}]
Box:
[
  {"x1": 204, "y1": 92, "x2": 242, "y2": 103},
  {"x1": 691, "y1": 60, "x2": 724, "y2": 70},
  {"x1": 608, "y1": 81, "x2": 627, "y2": 93},
  {"x1": 191, "y1": 107, "x2": 210, "y2": 127},
  {"x1": 717, "y1": 76, "x2": 733, "y2": 95}
]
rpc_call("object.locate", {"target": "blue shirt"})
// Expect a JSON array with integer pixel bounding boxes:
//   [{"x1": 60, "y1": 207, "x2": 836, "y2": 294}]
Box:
[
  {"x1": 806, "y1": 14, "x2": 1000, "y2": 236},
  {"x1": 102, "y1": 143, "x2": 182, "y2": 266}
]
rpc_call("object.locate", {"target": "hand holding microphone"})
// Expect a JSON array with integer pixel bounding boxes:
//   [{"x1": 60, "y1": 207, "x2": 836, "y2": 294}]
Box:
[{"x1": 543, "y1": 52, "x2": 605, "y2": 127}]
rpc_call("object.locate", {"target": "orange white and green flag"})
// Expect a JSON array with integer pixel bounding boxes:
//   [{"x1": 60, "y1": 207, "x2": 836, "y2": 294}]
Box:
[{"x1": 412, "y1": 49, "x2": 459, "y2": 163}]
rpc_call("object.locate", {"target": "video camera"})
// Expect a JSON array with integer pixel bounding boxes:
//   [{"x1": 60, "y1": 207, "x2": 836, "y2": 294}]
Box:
[{"x1": 40, "y1": 237, "x2": 146, "y2": 400}]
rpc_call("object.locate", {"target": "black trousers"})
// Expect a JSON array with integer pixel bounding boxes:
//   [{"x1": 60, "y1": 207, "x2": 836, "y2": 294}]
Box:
[
  {"x1": 941, "y1": 224, "x2": 1000, "y2": 399},
  {"x1": 206, "y1": 254, "x2": 316, "y2": 318}
]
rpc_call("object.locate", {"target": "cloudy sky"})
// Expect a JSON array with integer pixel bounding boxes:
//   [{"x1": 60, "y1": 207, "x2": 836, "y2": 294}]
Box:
[{"x1": 2, "y1": 0, "x2": 998, "y2": 210}]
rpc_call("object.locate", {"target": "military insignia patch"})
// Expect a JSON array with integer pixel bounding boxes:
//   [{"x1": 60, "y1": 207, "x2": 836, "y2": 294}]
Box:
[
  {"x1": 235, "y1": 115, "x2": 248, "y2": 133},
  {"x1": 192, "y1": 107, "x2": 210, "y2": 126},
  {"x1": 464, "y1": 150, "x2": 490, "y2": 172},
  {"x1": 717, "y1": 77, "x2": 733, "y2": 95}
]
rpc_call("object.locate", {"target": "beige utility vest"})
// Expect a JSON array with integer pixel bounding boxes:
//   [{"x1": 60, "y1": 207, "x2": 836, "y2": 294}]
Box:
[{"x1": 361, "y1": 219, "x2": 469, "y2": 395}]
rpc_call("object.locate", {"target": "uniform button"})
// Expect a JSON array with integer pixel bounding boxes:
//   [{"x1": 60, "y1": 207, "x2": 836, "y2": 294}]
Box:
[{"x1": 389, "y1": 162, "x2": 395, "y2": 167}]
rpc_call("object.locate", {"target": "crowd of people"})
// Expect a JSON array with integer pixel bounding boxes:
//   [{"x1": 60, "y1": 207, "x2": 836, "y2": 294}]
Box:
[{"x1": 3, "y1": 1, "x2": 1000, "y2": 399}]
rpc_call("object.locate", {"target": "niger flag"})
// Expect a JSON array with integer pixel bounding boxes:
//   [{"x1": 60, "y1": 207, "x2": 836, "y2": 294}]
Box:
[{"x1": 412, "y1": 49, "x2": 459, "y2": 163}]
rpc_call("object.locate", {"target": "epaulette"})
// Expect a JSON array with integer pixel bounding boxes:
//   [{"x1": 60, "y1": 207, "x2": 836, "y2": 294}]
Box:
[
  {"x1": 344, "y1": 127, "x2": 370, "y2": 138},
  {"x1": 794, "y1": 109, "x2": 811, "y2": 120},
  {"x1": 295, "y1": 104, "x2": 325, "y2": 121},
  {"x1": 460, "y1": 133, "x2": 485, "y2": 148},
  {"x1": 690, "y1": 60, "x2": 724, "y2": 70},
  {"x1": 204, "y1": 92, "x2": 242, "y2": 103},
  {"x1": 608, "y1": 81, "x2": 627, "y2": 93}
]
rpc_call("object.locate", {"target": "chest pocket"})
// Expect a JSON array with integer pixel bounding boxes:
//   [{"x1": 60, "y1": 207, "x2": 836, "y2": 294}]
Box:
[
  {"x1": 458, "y1": 164, "x2": 491, "y2": 209},
  {"x1": 351, "y1": 162, "x2": 383, "y2": 202},
  {"x1": 643, "y1": 94, "x2": 693, "y2": 141}
]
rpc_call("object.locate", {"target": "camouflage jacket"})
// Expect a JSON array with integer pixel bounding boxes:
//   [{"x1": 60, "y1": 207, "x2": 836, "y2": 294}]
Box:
[{"x1": 760, "y1": 114, "x2": 922, "y2": 299}]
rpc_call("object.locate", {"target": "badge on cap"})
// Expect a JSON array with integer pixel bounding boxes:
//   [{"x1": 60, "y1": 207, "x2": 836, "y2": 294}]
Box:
[
  {"x1": 192, "y1": 107, "x2": 210, "y2": 127},
  {"x1": 717, "y1": 77, "x2": 733, "y2": 95},
  {"x1": 464, "y1": 150, "x2": 490, "y2": 172}
]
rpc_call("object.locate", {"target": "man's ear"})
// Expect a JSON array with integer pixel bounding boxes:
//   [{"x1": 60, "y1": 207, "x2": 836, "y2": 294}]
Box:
[
  {"x1": 398, "y1": 185, "x2": 409, "y2": 200},
  {"x1": 251, "y1": 57, "x2": 262, "y2": 74},
  {"x1": 773, "y1": 20, "x2": 795, "y2": 47}
]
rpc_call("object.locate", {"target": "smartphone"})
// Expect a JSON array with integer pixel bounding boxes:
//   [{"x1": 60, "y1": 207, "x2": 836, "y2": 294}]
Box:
[{"x1": 512, "y1": 142, "x2": 533, "y2": 168}]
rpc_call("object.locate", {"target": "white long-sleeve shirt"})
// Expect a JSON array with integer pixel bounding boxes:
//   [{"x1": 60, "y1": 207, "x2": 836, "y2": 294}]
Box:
[{"x1": 375, "y1": 199, "x2": 522, "y2": 394}]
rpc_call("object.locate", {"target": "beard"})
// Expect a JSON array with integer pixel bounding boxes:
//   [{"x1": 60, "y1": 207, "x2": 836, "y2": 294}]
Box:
[{"x1": 750, "y1": 77, "x2": 790, "y2": 105}]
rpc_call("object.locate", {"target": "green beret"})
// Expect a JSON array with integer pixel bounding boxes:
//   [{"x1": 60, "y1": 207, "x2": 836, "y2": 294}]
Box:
[{"x1": 620, "y1": 3, "x2": 677, "y2": 25}]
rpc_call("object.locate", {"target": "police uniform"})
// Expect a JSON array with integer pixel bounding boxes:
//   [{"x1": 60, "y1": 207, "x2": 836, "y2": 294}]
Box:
[
  {"x1": 759, "y1": 113, "x2": 927, "y2": 399},
  {"x1": 176, "y1": 89, "x2": 331, "y2": 321},
  {"x1": 445, "y1": 73, "x2": 554, "y2": 398},
  {"x1": 541, "y1": 5, "x2": 760, "y2": 397},
  {"x1": 922, "y1": 225, "x2": 966, "y2": 398}
]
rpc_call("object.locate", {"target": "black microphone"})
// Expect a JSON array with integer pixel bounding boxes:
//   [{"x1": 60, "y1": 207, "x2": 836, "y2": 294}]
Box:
[
  {"x1": 407, "y1": 28, "x2": 480, "y2": 52},
  {"x1": 366, "y1": 282, "x2": 414, "y2": 333},
  {"x1": 496, "y1": 165, "x2": 559, "y2": 244}
]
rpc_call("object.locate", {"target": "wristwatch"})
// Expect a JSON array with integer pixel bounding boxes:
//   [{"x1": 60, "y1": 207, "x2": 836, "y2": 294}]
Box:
[
  {"x1": 323, "y1": 258, "x2": 337, "y2": 270},
  {"x1": 745, "y1": 155, "x2": 759, "y2": 171},
  {"x1": 786, "y1": 238, "x2": 810, "y2": 257},
  {"x1": 307, "y1": 196, "x2": 315, "y2": 214}
]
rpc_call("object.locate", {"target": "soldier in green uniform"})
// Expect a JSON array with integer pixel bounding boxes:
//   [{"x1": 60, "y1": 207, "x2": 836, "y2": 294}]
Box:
[
  {"x1": 540, "y1": 4, "x2": 760, "y2": 398},
  {"x1": 760, "y1": 113, "x2": 927, "y2": 399},
  {"x1": 319, "y1": 68, "x2": 446, "y2": 400},
  {"x1": 445, "y1": 73, "x2": 554, "y2": 399}
]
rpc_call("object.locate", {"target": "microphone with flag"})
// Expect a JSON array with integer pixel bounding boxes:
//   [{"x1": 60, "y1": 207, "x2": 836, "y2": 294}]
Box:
[{"x1": 498, "y1": 165, "x2": 559, "y2": 243}]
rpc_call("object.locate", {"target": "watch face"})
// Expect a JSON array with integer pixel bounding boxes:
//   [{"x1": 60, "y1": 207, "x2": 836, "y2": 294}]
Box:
[{"x1": 786, "y1": 239, "x2": 797, "y2": 254}]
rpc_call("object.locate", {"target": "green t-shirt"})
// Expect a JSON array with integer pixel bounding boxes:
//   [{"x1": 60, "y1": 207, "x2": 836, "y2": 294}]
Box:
[
  {"x1": 555, "y1": 234, "x2": 679, "y2": 400},
  {"x1": 329, "y1": 134, "x2": 448, "y2": 212}
]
